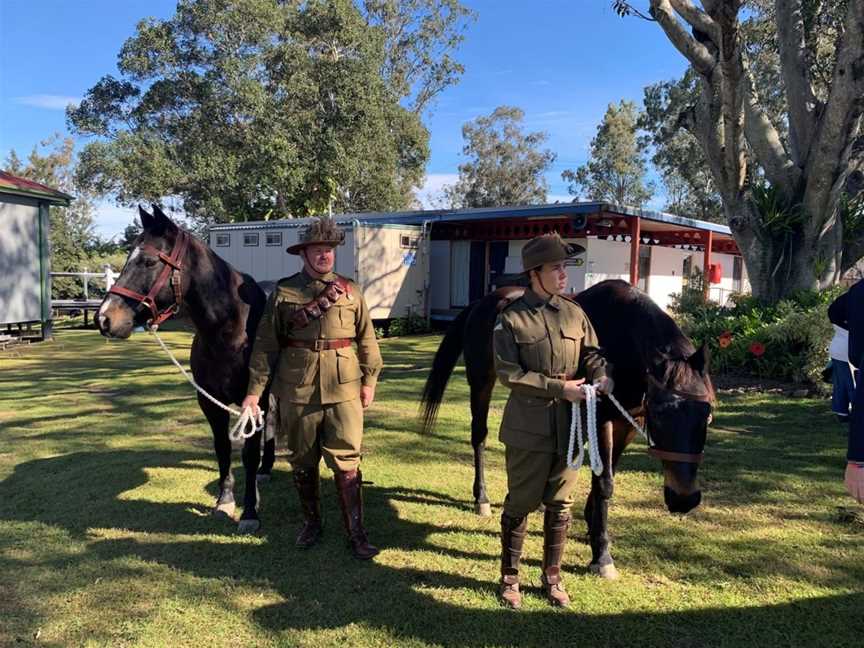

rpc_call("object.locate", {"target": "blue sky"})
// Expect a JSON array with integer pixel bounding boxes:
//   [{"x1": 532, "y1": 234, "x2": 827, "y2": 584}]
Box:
[{"x1": 0, "y1": 0, "x2": 688, "y2": 238}]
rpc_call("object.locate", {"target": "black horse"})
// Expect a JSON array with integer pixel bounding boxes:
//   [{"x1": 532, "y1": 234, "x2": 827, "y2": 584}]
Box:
[
  {"x1": 420, "y1": 279, "x2": 713, "y2": 578},
  {"x1": 97, "y1": 205, "x2": 276, "y2": 533}
]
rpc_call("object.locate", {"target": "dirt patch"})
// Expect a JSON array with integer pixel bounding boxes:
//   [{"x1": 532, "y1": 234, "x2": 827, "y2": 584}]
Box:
[{"x1": 713, "y1": 373, "x2": 824, "y2": 398}]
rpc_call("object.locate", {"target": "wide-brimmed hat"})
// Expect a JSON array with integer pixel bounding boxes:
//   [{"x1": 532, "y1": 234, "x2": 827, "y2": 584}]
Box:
[
  {"x1": 521, "y1": 233, "x2": 585, "y2": 272},
  {"x1": 286, "y1": 216, "x2": 346, "y2": 255}
]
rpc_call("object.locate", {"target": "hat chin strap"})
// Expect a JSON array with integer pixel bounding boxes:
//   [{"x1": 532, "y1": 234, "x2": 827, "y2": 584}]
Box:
[{"x1": 530, "y1": 269, "x2": 557, "y2": 300}]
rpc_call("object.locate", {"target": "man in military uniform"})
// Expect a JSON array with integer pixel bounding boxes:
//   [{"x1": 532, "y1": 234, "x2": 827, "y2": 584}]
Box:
[
  {"x1": 493, "y1": 232, "x2": 610, "y2": 608},
  {"x1": 241, "y1": 217, "x2": 383, "y2": 560}
]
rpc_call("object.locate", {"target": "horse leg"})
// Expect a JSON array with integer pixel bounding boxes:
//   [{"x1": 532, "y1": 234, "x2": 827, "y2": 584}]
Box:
[
  {"x1": 258, "y1": 435, "x2": 276, "y2": 484},
  {"x1": 199, "y1": 395, "x2": 235, "y2": 519},
  {"x1": 587, "y1": 420, "x2": 618, "y2": 580},
  {"x1": 584, "y1": 419, "x2": 636, "y2": 538},
  {"x1": 238, "y1": 429, "x2": 263, "y2": 534},
  {"x1": 470, "y1": 377, "x2": 494, "y2": 516}
]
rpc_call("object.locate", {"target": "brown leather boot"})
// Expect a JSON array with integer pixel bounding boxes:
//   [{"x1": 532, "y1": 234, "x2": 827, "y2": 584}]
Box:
[
  {"x1": 499, "y1": 512, "x2": 527, "y2": 609},
  {"x1": 334, "y1": 468, "x2": 379, "y2": 560},
  {"x1": 541, "y1": 510, "x2": 571, "y2": 607},
  {"x1": 293, "y1": 467, "x2": 322, "y2": 548}
]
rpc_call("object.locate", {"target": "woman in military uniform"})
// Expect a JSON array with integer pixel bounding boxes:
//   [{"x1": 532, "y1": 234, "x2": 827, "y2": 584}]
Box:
[
  {"x1": 493, "y1": 232, "x2": 610, "y2": 608},
  {"x1": 241, "y1": 217, "x2": 383, "y2": 560}
]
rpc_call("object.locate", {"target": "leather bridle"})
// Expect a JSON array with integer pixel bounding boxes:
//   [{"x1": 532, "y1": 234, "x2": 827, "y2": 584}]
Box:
[
  {"x1": 108, "y1": 231, "x2": 190, "y2": 328},
  {"x1": 644, "y1": 374, "x2": 712, "y2": 464}
]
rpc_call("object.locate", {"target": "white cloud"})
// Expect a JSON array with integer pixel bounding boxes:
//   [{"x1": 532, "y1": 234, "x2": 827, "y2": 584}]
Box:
[
  {"x1": 414, "y1": 173, "x2": 459, "y2": 209},
  {"x1": 15, "y1": 94, "x2": 81, "y2": 110}
]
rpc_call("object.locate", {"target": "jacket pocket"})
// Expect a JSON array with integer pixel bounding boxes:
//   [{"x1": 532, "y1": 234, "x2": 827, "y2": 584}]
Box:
[
  {"x1": 333, "y1": 304, "x2": 357, "y2": 335},
  {"x1": 503, "y1": 393, "x2": 554, "y2": 436},
  {"x1": 560, "y1": 327, "x2": 584, "y2": 375},
  {"x1": 279, "y1": 348, "x2": 315, "y2": 386},
  {"x1": 512, "y1": 329, "x2": 547, "y2": 370},
  {"x1": 336, "y1": 346, "x2": 362, "y2": 383}
]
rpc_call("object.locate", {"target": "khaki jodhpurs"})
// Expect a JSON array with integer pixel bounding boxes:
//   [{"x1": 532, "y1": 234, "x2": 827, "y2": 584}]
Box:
[
  {"x1": 502, "y1": 445, "x2": 581, "y2": 518},
  {"x1": 277, "y1": 397, "x2": 364, "y2": 472}
]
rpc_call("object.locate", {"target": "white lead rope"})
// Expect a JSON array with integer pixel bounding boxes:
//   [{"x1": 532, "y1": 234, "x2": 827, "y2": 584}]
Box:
[
  {"x1": 567, "y1": 385, "x2": 648, "y2": 475},
  {"x1": 147, "y1": 328, "x2": 267, "y2": 442}
]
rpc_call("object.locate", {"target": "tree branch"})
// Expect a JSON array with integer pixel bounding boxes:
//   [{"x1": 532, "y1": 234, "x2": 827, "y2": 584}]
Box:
[
  {"x1": 804, "y1": 0, "x2": 864, "y2": 214},
  {"x1": 669, "y1": 0, "x2": 721, "y2": 43},
  {"x1": 774, "y1": 0, "x2": 819, "y2": 165},
  {"x1": 649, "y1": 0, "x2": 716, "y2": 76},
  {"x1": 743, "y1": 76, "x2": 800, "y2": 191}
]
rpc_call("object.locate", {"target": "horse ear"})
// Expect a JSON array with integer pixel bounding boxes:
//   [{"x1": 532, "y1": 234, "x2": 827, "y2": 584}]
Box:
[
  {"x1": 138, "y1": 205, "x2": 154, "y2": 231},
  {"x1": 688, "y1": 344, "x2": 710, "y2": 373},
  {"x1": 150, "y1": 204, "x2": 177, "y2": 236}
]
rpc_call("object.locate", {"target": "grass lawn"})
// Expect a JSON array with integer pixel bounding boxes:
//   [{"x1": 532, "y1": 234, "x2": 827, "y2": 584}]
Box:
[{"x1": 1, "y1": 330, "x2": 862, "y2": 647}]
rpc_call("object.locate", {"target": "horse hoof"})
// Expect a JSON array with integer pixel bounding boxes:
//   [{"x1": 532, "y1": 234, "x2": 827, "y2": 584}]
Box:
[
  {"x1": 589, "y1": 563, "x2": 620, "y2": 580},
  {"x1": 256, "y1": 473, "x2": 272, "y2": 485},
  {"x1": 238, "y1": 518, "x2": 261, "y2": 534},
  {"x1": 212, "y1": 501, "x2": 236, "y2": 519},
  {"x1": 475, "y1": 502, "x2": 492, "y2": 516}
]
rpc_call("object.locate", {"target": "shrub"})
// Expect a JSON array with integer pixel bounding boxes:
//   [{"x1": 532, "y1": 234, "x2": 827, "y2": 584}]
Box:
[{"x1": 671, "y1": 285, "x2": 843, "y2": 384}]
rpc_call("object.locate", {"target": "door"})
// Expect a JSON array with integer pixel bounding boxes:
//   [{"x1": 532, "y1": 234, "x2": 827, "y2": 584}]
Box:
[{"x1": 450, "y1": 240, "x2": 471, "y2": 307}]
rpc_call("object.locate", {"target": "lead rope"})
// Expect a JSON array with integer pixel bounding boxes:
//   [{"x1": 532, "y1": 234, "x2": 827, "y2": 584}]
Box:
[
  {"x1": 147, "y1": 327, "x2": 267, "y2": 442},
  {"x1": 567, "y1": 385, "x2": 648, "y2": 475}
]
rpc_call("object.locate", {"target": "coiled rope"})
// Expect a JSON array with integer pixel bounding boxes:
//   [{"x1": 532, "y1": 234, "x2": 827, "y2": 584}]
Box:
[{"x1": 567, "y1": 385, "x2": 647, "y2": 475}]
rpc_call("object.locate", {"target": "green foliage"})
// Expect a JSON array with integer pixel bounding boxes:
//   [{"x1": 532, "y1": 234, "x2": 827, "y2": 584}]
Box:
[
  {"x1": 562, "y1": 100, "x2": 653, "y2": 207},
  {"x1": 673, "y1": 286, "x2": 844, "y2": 384},
  {"x1": 68, "y1": 0, "x2": 472, "y2": 226},
  {"x1": 443, "y1": 106, "x2": 556, "y2": 208},
  {"x1": 639, "y1": 70, "x2": 723, "y2": 222},
  {"x1": 376, "y1": 312, "x2": 431, "y2": 337}
]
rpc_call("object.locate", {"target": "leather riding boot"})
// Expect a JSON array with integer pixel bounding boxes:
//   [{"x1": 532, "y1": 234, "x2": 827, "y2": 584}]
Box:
[
  {"x1": 293, "y1": 467, "x2": 322, "y2": 548},
  {"x1": 334, "y1": 468, "x2": 379, "y2": 560},
  {"x1": 499, "y1": 512, "x2": 528, "y2": 609},
  {"x1": 541, "y1": 510, "x2": 572, "y2": 607}
]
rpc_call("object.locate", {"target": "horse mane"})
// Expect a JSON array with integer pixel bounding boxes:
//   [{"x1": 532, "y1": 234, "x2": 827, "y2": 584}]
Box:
[
  {"x1": 627, "y1": 289, "x2": 716, "y2": 402},
  {"x1": 577, "y1": 280, "x2": 715, "y2": 402}
]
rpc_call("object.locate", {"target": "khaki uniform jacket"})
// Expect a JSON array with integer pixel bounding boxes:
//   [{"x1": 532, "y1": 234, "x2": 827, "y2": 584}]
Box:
[
  {"x1": 493, "y1": 289, "x2": 606, "y2": 454},
  {"x1": 247, "y1": 270, "x2": 383, "y2": 405}
]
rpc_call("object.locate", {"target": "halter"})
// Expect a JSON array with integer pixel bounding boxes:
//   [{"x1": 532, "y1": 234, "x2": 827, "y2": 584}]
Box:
[
  {"x1": 644, "y1": 373, "x2": 711, "y2": 464},
  {"x1": 108, "y1": 231, "x2": 190, "y2": 328}
]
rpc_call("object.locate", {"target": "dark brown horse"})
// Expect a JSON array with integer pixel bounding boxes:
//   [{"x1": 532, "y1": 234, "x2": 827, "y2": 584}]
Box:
[
  {"x1": 420, "y1": 279, "x2": 713, "y2": 578},
  {"x1": 97, "y1": 205, "x2": 276, "y2": 533}
]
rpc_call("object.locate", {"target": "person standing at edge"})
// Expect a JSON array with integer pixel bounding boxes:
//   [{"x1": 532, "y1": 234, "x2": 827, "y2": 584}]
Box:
[
  {"x1": 493, "y1": 232, "x2": 611, "y2": 609},
  {"x1": 841, "y1": 278, "x2": 864, "y2": 502},
  {"x1": 241, "y1": 217, "x2": 383, "y2": 559}
]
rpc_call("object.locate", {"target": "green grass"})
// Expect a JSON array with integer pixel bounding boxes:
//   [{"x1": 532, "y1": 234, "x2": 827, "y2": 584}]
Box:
[{"x1": 1, "y1": 330, "x2": 862, "y2": 647}]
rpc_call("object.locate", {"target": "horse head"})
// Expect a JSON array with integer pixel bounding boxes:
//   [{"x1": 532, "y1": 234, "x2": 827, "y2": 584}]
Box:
[
  {"x1": 97, "y1": 205, "x2": 188, "y2": 338},
  {"x1": 644, "y1": 344, "x2": 713, "y2": 515}
]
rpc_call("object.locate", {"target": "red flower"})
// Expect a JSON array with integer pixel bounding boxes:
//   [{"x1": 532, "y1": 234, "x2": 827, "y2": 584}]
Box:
[
  {"x1": 718, "y1": 331, "x2": 733, "y2": 348},
  {"x1": 749, "y1": 341, "x2": 766, "y2": 357}
]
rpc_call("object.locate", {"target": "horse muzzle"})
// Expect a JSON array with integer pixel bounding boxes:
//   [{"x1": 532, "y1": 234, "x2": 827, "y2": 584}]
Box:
[
  {"x1": 664, "y1": 486, "x2": 702, "y2": 514},
  {"x1": 97, "y1": 296, "x2": 135, "y2": 339}
]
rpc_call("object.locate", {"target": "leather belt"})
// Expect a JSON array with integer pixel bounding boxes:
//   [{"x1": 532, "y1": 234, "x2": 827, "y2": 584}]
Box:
[
  {"x1": 549, "y1": 373, "x2": 571, "y2": 380},
  {"x1": 284, "y1": 338, "x2": 353, "y2": 351}
]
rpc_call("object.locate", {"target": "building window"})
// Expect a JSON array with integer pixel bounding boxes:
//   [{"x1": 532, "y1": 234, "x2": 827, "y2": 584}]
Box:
[
  {"x1": 214, "y1": 234, "x2": 230, "y2": 247},
  {"x1": 400, "y1": 234, "x2": 420, "y2": 249},
  {"x1": 243, "y1": 233, "x2": 259, "y2": 247},
  {"x1": 266, "y1": 232, "x2": 282, "y2": 247}
]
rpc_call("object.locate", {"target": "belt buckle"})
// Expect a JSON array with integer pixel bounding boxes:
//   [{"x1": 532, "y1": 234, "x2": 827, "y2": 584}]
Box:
[{"x1": 313, "y1": 339, "x2": 325, "y2": 351}]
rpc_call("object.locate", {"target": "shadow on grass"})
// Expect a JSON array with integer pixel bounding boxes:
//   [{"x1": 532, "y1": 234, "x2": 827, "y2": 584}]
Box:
[{"x1": 2, "y1": 448, "x2": 863, "y2": 647}]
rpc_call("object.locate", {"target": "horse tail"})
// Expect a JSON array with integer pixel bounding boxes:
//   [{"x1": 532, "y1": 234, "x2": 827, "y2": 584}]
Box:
[{"x1": 419, "y1": 304, "x2": 474, "y2": 433}]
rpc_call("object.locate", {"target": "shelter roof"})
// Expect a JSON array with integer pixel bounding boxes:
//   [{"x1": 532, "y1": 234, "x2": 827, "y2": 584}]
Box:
[{"x1": 0, "y1": 171, "x2": 73, "y2": 205}]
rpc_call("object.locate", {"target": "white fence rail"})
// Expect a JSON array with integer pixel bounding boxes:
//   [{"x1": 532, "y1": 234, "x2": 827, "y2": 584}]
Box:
[{"x1": 51, "y1": 266, "x2": 120, "y2": 324}]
